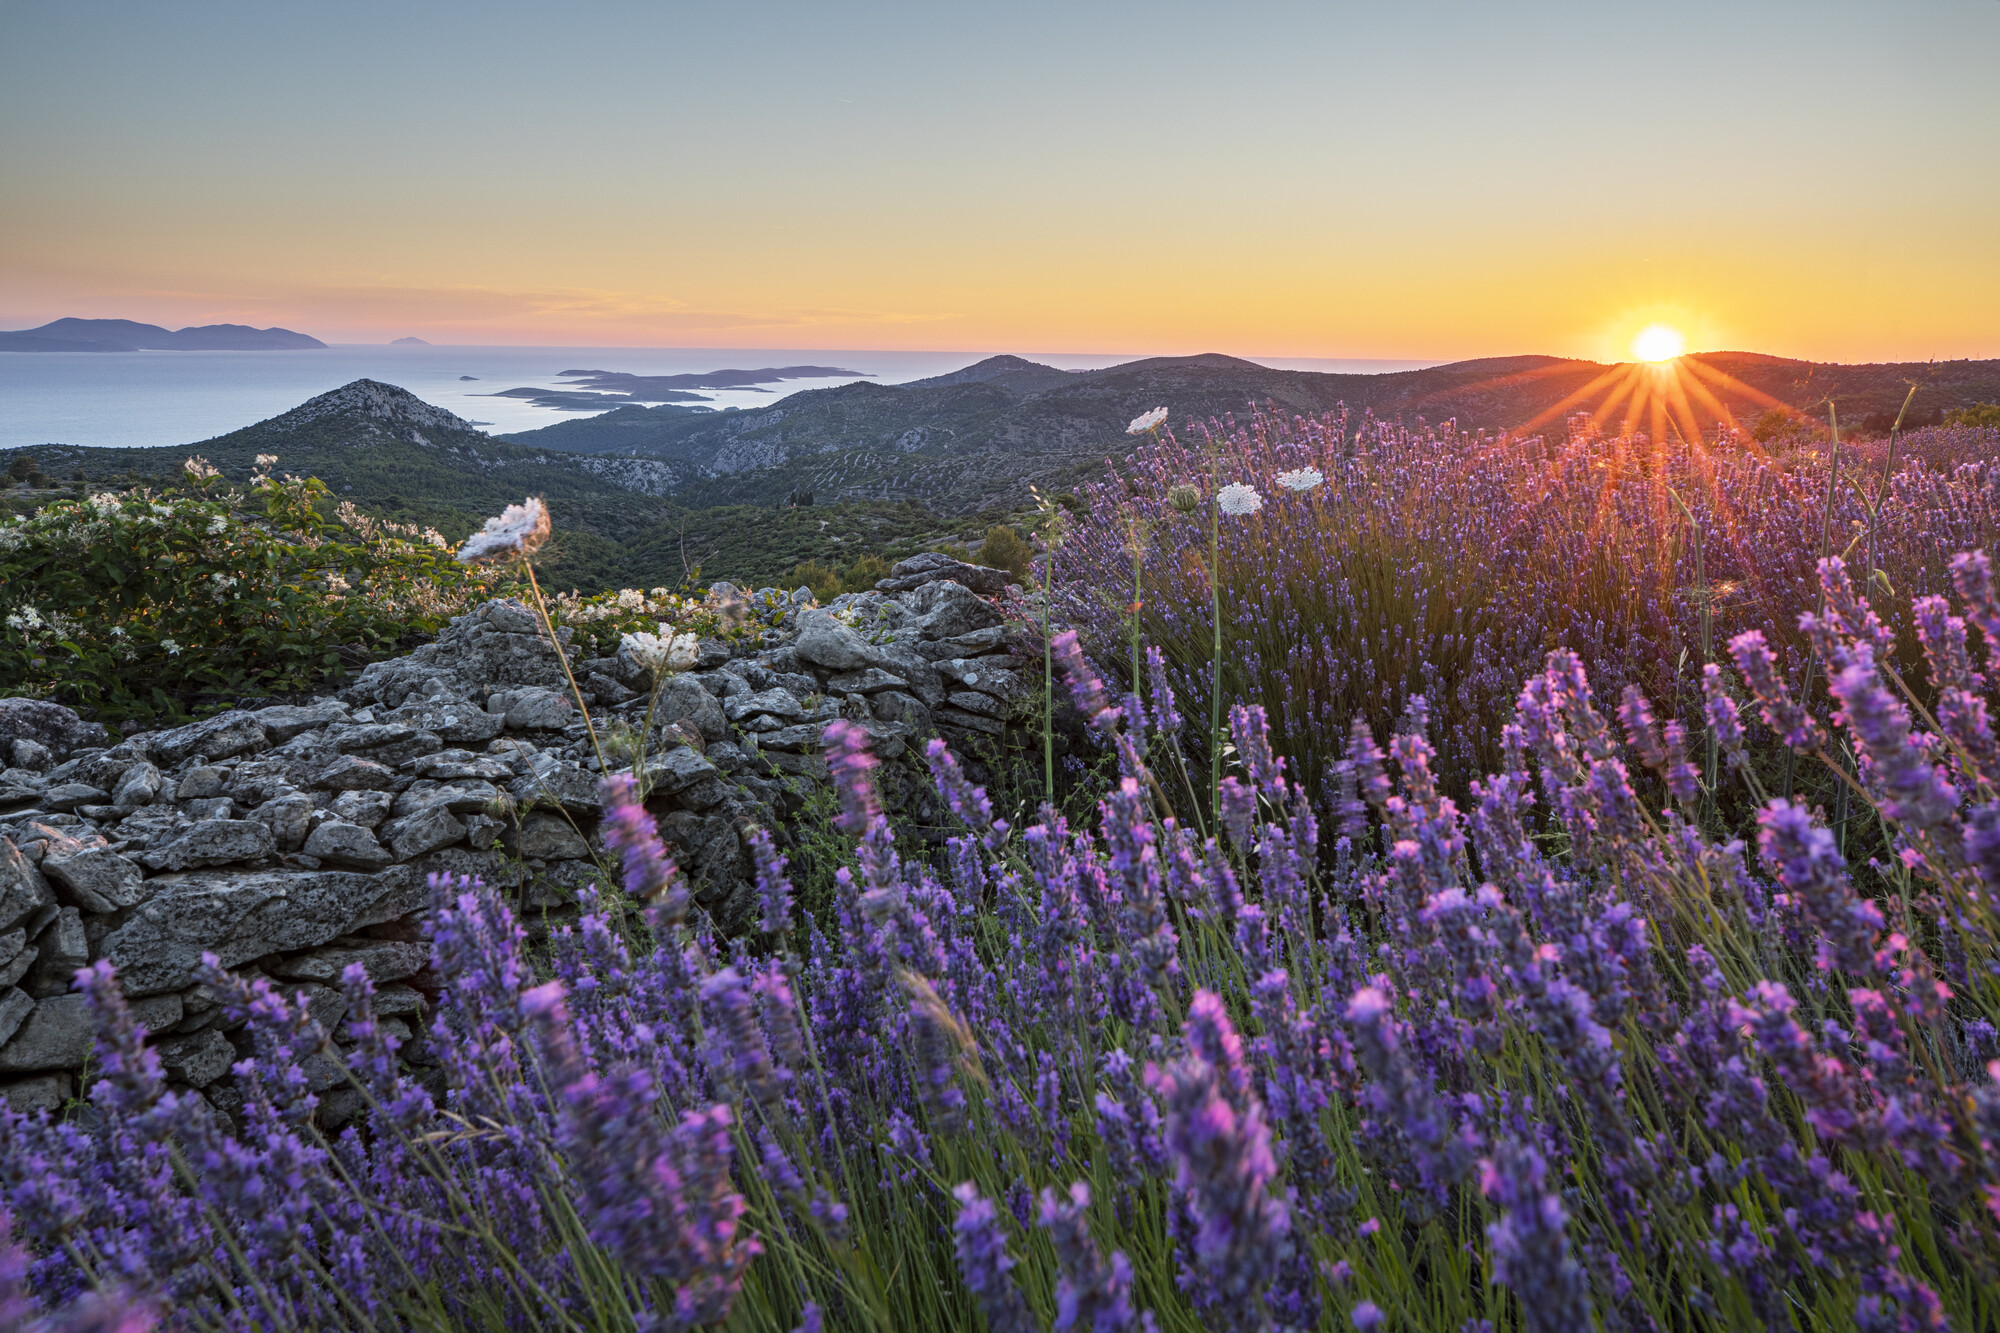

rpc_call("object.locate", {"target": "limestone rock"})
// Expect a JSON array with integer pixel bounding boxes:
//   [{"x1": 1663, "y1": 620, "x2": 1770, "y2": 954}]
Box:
[
  {"x1": 724, "y1": 688, "x2": 805, "y2": 723},
  {"x1": 155, "y1": 1029, "x2": 234, "y2": 1087},
  {"x1": 874, "y1": 550, "x2": 1012, "y2": 596},
  {"x1": 327, "y1": 789, "x2": 394, "y2": 829},
  {"x1": 653, "y1": 675, "x2": 728, "y2": 742},
  {"x1": 252, "y1": 700, "x2": 351, "y2": 743},
  {"x1": 0, "y1": 987, "x2": 31, "y2": 1048},
  {"x1": 904, "y1": 579, "x2": 1003, "y2": 640},
  {"x1": 302, "y1": 821, "x2": 392, "y2": 870},
  {"x1": 43, "y1": 841, "x2": 146, "y2": 913},
  {"x1": 380, "y1": 806, "x2": 465, "y2": 861},
  {"x1": 0, "y1": 840, "x2": 54, "y2": 932},
  {"x1": 312, "y1": 755, "x2": 397, "y2": 792},
  {"x1": 494, "y1": 687, "x2": 572, "y2": 732},
  {"x1": 794, "y1": 608, "x2": 874, "y2": 671},
  {"x1": 268, "y1": 939, "x2": 430, "y2": 986},
  {"x1": 138, "y1": 820, "x2": 276, "y2": 873},
  {"x1": 174, "y1": 766, "x2": 228, "y2": 802},
  {"x1": 101, "y1": 866, "x2": 413, "y2": 996},
  {"x1": 45, "y1": 783, "x2": 109, "y2": 812},
  {"x1": 0, "y1": 699, "x2": 107, "y2": 761},
  {"x1": 151, "y1": 712, "x2": 269, "y2": 767},
  {"x1": 514, "y1": 811, "x2": 590, "y2": 860},
  {"x1": 0, "y1": 993, "x2": 94, "y2": 1071},
  {"x1": 248, "y1": 791, "x2": 315, "y2": 852},
  {"x1": 0, "y1": 1072, "x2": 70, "y2": 1113}
]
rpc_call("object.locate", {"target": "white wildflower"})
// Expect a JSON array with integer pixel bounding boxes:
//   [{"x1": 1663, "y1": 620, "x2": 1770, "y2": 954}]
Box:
[
  {"x1": 326, "y1": 574, "x2": 350, "y2": 595},
  {"x1": 255, "y1": 454, "x2": 278, "y2": 467},
  {"x1": 1217, "y1": 483, "x2": 1263, "y2": 517},
  {"x1": 1127, "y1": 407, "x2": 1169, "y2": 435},
  {"x1": 183, "y1": 457, "x2": 220, "y2": 481},
  {"x1": 6, "y1": 607, "x2": 42, "y2": 631},
  {"x1": 1275, "y1": 467, "x2": 1325, "y2": 492},
  {"x1": 621, "y1": 629, "x2": 700, "y2": 675},
  {"x1": 208, "y1": 515, "x2": 229, "y2": 535},
  {"x1": 457, "y1": 497, "x2": 551, "y2": 564},
  {"x1": 616, "y1": 588, "x2": 646, "y2": 610},
  {"x1": 87, "y1": 493, "x2": 121, "y2": 516},
  {"x1": 423, "y1": 528, "x2": 449, "y2": 550},
  {"x1": 211, "y1": 573, "x2": 238, "y2": 593},
  {"x1": 109, "y1": 625, "x2": 126, "y2": 638},
  {"x1": 160, "y1": 638, "x2": 182, "y2": 655}
]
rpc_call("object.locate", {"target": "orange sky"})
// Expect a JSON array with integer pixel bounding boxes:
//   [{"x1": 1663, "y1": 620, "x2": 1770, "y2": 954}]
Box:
[{"x1": 4, "y1": 2, "x2": 1996, "y2": 363}]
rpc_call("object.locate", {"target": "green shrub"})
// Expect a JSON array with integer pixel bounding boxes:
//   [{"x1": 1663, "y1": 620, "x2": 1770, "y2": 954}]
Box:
[
  {"x1": 0, "y1": 461, "x2": 499, "y2": 722},
  {"x1": 976, "y1": 523, "x2": 1033, "y2": 583},
  {"x1": 1947, "y1": 402, "x2": 2000, "y2": 429}
]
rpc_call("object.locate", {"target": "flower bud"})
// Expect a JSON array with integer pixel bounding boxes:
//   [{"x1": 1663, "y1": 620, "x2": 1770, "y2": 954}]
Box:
[{"x1": 1169, "y1": 484, "x2": 1201, "y2": 513}]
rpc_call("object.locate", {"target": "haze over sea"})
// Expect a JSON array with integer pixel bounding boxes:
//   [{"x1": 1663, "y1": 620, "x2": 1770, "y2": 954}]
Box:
[{"x1": 0, "y1": 345, "x2": 1441, "y2": 451}]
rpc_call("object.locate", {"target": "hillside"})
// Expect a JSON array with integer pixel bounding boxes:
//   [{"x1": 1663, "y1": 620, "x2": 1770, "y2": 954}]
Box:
[
  {"x1": 0, "y1": 317, "x2": 326, "y2": 352},
  {"x1": 499, "y1": 350, "x2": 2000, "y2": 513}
]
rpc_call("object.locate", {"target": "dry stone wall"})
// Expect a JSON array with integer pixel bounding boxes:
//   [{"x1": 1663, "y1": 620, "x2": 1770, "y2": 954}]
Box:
[{"x1": 0, "y1": 555, "x2": 1036, "y2": 1123}]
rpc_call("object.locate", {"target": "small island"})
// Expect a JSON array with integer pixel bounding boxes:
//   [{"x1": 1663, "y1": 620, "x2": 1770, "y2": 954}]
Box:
[{"x1": 390, "y1": 336, "x2": 430, "y2": 345}]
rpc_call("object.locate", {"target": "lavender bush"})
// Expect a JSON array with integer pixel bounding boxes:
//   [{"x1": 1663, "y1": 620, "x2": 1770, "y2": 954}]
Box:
[
  {"x1": 5, "y1": 546, "x2": 2000, "y2": 1328},
  {"x1": 1054, "y1": 407, "x2": 2000, "y2": 795}
]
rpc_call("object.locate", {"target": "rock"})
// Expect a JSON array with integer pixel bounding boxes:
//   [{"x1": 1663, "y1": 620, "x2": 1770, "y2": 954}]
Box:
[
  {"x1": 101, "y1": 866, "x2": 413, "y2": 996},
  {"x1": 327, "y1": 790, "x2": 394, "y2": 829},
  {"x1": 757, "y1": 725, "x2": 822, "y2": 753},
  {"x1": 155, "y1": 1029, "x2": 235, "y2": 1087},
  {"x1": 252, "y1": 700, "x2": 351, "y2": 743},
  {"x1": 0, "y1": 944, "x2": 34, "y2": 990},
  {"x1": 930, "y1": 625, "x2": 1008, "y2": 657},
  {"x1": 905, "y1": 579, "x2": 1003, "y2": 640},
  {"x1": 327, "y1": 722, "x2": 419, "y2": 753},
  {"x1": 653, "y1": 675, "x2": 728, "y2": 742},
  {"x1": 875, "y1": 551, "x2": 1013, "y2": 596},
  {"x1": 175, "y1": 766, "x2": 229, "y2": 801},
  {"x1": 379, "y1": 806, "x2": 465, "y2": 860},
  {"x1": 586, "y1": 672, "x2": 638, "y2": 705},
  {"x1": 280, "y1": 981, "x2": 350, "y2": 1036},
  {"x1": 463, "y1": 813, "x2": 505, "y2": 851},
  {"x1": 724, "y1": 689, "x2": 805, "y2": 723},
  {"x1": 759, "y1": 750, "x2": 828, "y2": 780},
  {"x1": 408, "y1": 752, "x2": 514, "y2": 782},
  {"x1": 0, "y1": 988, "x2": 32, "y2": 1048},
  {"x1": 640, "y1": 747, "x2": 726, "y2": 808},
  {"x1": 0, "y1": 840, "x2": 54, "y2": 932},
  {"x1": 44, "y1": 783, "x2": 110, "y2": 812},
  {"x1": 392, "y1": 780, "x2": 501, "y2": 818},
  {"x1": 508, "y1": 765, "x2": 600, "y2": 816},
  {"x1": 0, "y1": 993, "x2": 94, "y2": 1071},
  {"x1": 312, "y1": 755, "x2": 397, "y2": 791},
  {"x1": 129, "y1": 993, "x2": 183, "y2": 1033},
  {"x1": 0, "y1": 1072, "x2": 70, "y2": 1113},
  {"x1": 867, "y1": 644, "x2": 945, "y2": 707},
  {"x1": 9, "y1": 739, "x2": 53, "y2": 772},
  {"x1": 937, "y1": 660, "x2": 1026, "y2": 701},
  {"x1": 43, "y1": 842, "x2": 146, "y2": 913},
  {"x1": 514, "y1": 810, "x2": 590, "y2": 860},
  {"x1": 947, "y1": 691, "x2": 1009, "y2": 718},
  {"x1": 388, "y1": 698, "x2": 506, "y2": 746},
  {"x1": 372, "y1": 983, "x2": 425, "y2": 1017},
  {"x1": 869, "y1": 690, "x2": 933, "y2": 733},
  {"x1": 405, "y1": 847, "x2": 520, "y2": 900},
  {"x1": 936, "y1": 707, "x2": 1006, "y2": 736},
  {"x1": 794, "y1": 609, "x2": 875, "y2": 671},
  {"x1": 495, "y1": 687, "x2": 572, "y2": 732},
  {"x1": 302, "y1": 821, "x2": 392, "y2": 870},
  {"x1": 0, "y1": 699, "x2": 107, "y2": 761},
  {"x1": 26, "y1": 908, "x2": 86, "y2": 994},
  {"x1": 824, "y1": 667, "x2": 908, "y2": 694},
  {"x1": 248, "y1": 791, "x2": 314, "y2": 852},
  {"x1": 268, "y1": 940, "x2": 431, "y2": 986},
  {"x1": 151, "y1": 712, "x2": 269, "y2": 767},
  {"x1": 138, "y1": 820, "x2": 276, "y2": 872}
]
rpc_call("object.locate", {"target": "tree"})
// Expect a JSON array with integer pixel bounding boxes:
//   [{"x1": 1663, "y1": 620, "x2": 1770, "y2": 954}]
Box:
[
  {"x1": 1946, "y1": 403, "x2": 2000, "y2": 429},
  {"x1": 977, "y1": 524, "x2": 1034, "y2": 584},
  {"x1": 8, "y1": 457, "x2": 36, "y2": 482}
]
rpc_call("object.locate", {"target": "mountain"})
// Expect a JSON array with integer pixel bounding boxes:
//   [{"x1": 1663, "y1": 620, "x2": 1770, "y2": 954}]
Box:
[
  {"x1": 0, "y1": 318, "x2": 326, "y2": 352},
  {"x1": 497, "y1": 350, "x2": 2000, "y2": 513}
]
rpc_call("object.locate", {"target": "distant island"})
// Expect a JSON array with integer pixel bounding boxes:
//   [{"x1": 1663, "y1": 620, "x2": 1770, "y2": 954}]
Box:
[
  {"x1": 391, "y1": 336, "x2": 430, "y2": 345},
  {"x1": 0, "y1": 317, "x2": 326, "y2": 352},
  {"x1": 477, "y1": 364, "x2": 868, "y2": 411}
]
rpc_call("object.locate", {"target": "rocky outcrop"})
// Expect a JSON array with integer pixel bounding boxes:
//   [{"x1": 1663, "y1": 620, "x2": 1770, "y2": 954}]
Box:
[{"x1": 0, "y1": 552, "x2": 1035, "y2": 1122}]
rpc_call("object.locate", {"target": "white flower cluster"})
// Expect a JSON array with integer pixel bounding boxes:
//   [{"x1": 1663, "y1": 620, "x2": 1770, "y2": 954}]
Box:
[
  {"x1": 1127, "y1": 407, "x2": 1170, "y2": 435},
  {"x1": 553, "y1": 586, "x2": 691, "y2": 625},
  {"x1": 1217, "y1": 482, "x2": 1264, "y2": 516},
  {"x1": 457, "y1": 498, "x2": 550, "y2": 564},
  {"x1": 620, "y1": 627, "x2": 699, "y2": 675},
  {"x1": 6, "y1": 607, "x2": 43, "y2": 632},
  {"x1": 1275, "y1": 467, "x2": 1325, "y2": 492}
]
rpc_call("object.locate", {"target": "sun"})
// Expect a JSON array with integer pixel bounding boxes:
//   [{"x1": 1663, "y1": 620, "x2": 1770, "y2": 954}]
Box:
[{"x1": 1631, "y1": 323, "x2": 1686, "y2": 363}]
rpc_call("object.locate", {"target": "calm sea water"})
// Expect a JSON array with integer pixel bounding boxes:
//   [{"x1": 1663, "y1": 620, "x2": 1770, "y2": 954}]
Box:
[{"x1": 0, "y1": 345, "x2": 1441, "y2": 451}]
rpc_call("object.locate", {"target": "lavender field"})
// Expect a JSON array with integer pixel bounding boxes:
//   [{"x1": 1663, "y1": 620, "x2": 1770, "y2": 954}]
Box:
[{"x1": 9, "y1": 413, "x2": 2000, "y2": 1332}]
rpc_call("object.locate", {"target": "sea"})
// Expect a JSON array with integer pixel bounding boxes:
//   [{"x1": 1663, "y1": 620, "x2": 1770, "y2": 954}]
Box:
[{"x1": 0, "y1": 344, "x2": 1442, "y2": 451}]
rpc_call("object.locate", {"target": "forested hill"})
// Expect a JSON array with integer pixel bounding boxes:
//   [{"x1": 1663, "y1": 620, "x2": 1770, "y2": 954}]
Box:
[{"x1": 498, "y1": 351, "x2": 2000, "y2": 513}]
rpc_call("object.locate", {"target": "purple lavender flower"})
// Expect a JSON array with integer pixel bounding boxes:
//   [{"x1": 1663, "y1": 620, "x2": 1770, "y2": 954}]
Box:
[
  {"x1": 1146, "y1": 643, "x2": 1182, "y2": 734},
  {"x1": 1147, "y1": 991, "x2": 1293, "y2": 1330},
  {"x1": 1702, "y1": 663, "x2": 1750, "y2": 770},
  {"x1": 746, "y1": 824, "x2": 795, "y2": 935},
  {"x1": 597, "y1": 773, "x2": 688, "y2": 925},
  {"x1": 1825, "y1": 642, "x2": 1959, "y2": 829},
  {"x1": 1039, "y1": 1182, "x2": 1155, "y2": 1332},
  {"x1": 1479, "y1": 1140, "x2": 1593, "y2": 1333},
  {"x1": 1756, "y1": 799, "x2": 1883, "y2": 973},
  {"x1": 951, "y1": 1183, "x2": 1039, "y2": 1333},
  {"x1": 1729, "y1": 629, "x2": 1825, "y2": 753}
]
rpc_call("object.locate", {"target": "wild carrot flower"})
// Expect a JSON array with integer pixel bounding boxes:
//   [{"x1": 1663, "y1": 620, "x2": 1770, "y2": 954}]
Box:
[
  {"x1": 1274, "y1": 467, "x2": 1324, "y2": 492},
  {"x1": 1128, "y1": 407, "x2": 1169, "y2": 435},
  {"x1": 1216, "y1": 483, "x2": 1263, "y2": 517},
  {"x1": 457, "y1": 497, "x2": 551, "y2": 563}
]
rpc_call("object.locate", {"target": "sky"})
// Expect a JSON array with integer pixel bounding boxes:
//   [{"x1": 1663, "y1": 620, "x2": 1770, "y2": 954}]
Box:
[{"x1": 1, "y1": 0, "x2": 1996, "y2": 364}]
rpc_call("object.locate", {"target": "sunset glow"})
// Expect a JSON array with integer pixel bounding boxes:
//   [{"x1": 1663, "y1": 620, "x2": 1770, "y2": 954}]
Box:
[{"x1": 1631, "y1": 324, "x2": 1687, "y2": 363}]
